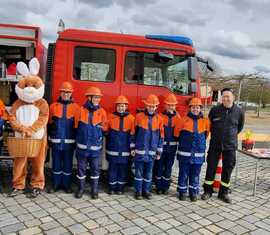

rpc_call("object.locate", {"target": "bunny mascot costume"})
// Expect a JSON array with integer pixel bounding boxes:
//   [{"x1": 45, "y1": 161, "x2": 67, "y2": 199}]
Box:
[{"x1": 8, "y1": 58, "x2": 49, "y2": 198}]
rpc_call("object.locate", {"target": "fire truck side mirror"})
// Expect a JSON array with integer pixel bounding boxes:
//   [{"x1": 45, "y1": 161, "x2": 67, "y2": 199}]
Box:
[{"x1": 188, "y1": 57, "x2": 197, "y2": 81}]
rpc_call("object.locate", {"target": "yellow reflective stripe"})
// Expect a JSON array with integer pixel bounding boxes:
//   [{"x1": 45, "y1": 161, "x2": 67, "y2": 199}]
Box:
[
  {"x1": 220, "y1": 181, "x2": 230, "y2": 187},
  {"x1": 204, "y1": 180, "x2": 214, "y2": 185}
]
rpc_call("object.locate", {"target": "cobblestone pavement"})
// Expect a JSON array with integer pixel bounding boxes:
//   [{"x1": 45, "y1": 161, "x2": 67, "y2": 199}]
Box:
[{"x1": 0, "y1": 152, "x2": 270, "y2": 235}]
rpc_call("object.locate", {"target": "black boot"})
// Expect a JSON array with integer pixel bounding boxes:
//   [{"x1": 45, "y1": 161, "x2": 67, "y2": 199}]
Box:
[
  {"x1": 47, "y1": 185, "x2": 59, "y2": 194},
  {"x1": 142, "y1": 192, "x2": 152, "y2": 200},
  {"x1": 201, "y1": 183, "x2": 213, "y2": 200},
  {"x1": 75, "y1": 189, "x2": 84, "y2": 198},
  {"x1": 156, "y1": 189, "x2": 162, "y2": 195},
  {"x1": 30, "y1": 188, "x2": 42, "y2": 198},
  {"x1": 218, "y1": 185, "x2": 232, "y2": 203},
  {"x1": 91, "y1": 192, "x2": 99, "y2": 199},
  {"x1": 190, "y1": 194, "x2": 198, "y2": 202},
  {"x1": 218, "y1": 193, "x2": 232, "y2": 203},
  {"x1": 178, "y1": 192, "x2": 187, "y2": 201},
  {"x1": 201, "y1": 192, "x2": 212, "y2": 200},
  {"x1": 8, "y1": 188, "x2": 24, "y2": 197},
  {"x1": 64, "y1": 188, "x2": 73, "y2": 194},
  {"x1": 162, "y1": 190, "x2": 169, "y2": 195},
  {"x1": 135, "y1": 192, "x2": 142, "y2": 200},
  {"x1": 108, "y1": 189, "x2": 114, "y2": 195}
]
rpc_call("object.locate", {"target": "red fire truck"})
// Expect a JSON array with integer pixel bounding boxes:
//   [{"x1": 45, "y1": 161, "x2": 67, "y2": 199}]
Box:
[
  {"x1": 0, "y1": 24, "x2": 46, "y2": 105},
  {"x1": 46, "y1": 28, "x2": 207, "y2": 115}
]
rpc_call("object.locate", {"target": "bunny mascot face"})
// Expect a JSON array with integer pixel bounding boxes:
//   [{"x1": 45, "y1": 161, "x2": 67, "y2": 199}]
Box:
[{"x1": 8, "y1": 58, "x2": 49, "y2": 198}]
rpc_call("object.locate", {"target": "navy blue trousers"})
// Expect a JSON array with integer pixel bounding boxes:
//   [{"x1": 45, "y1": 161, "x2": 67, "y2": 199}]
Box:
[
  {"x1": 76, "y1": 154, "x2": 99, "y2": 193},
  {"x1": 134, "y1": 160, "x2": 154, "y2": 193},
  {"x1": 52, "y1": 148, "x2": 74, "y2": 189},
  {"x1": 177, "y1": 161, "x2": 202, "y2": 196},
  {"x1": 154, "y1": 151, "x2": 175, "y2": 191},
  {"x1": 108, "y1": 162, "x2": 128, "y2": 191}
]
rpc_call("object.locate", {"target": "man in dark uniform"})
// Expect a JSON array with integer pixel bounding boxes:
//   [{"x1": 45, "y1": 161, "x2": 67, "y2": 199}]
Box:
[{"x1": 201, "y1": 88, "x2": 245, "y2": 203}]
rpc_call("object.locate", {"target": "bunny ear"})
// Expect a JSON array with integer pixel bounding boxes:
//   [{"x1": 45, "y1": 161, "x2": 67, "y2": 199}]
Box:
[
  {"x1": 17, "y1": 62, "x2": 30, "y2": 76},
  {"x1": 29, "y1": 57, "x2": 40, "y2": 75}
]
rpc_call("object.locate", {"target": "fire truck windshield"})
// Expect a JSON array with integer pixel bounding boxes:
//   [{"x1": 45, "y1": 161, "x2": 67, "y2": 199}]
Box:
[{"x1": 125, "y1": 51, "x2": 190, "y2": 95}]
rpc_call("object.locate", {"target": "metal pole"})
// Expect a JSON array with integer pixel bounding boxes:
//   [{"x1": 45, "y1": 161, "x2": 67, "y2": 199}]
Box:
[{"x1": 253, "y1": 160, "x2": 259, "y2": 196}]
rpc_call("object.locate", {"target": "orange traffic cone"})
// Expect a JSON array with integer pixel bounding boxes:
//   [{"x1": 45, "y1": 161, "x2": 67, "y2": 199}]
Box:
[{"x1": 213, "y1": 155, "x2": 222, "y2": 193}]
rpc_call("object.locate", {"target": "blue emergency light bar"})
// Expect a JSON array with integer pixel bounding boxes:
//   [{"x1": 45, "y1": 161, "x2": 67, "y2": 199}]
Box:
[{"x1": 145, "y1": 35, "x2": 193, "y2": 46}]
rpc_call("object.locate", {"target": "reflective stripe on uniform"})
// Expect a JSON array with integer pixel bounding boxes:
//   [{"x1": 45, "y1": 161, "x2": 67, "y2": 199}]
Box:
[
  {"x1": 130, "y1": 143, "x2": 135, "y2": 148},
  {"x1": 177, "y1": 185, "x2": 187, "y2": 189},
  {"x1": 49, "y1": 137, "x2": 75, "y2": 144},
  {"x1": 162, "y1": 176, "x2": 171, "y2": 181},
  {"x1": 164, "y1": 141, "x2": 178, "y2": 146},
  {"x1": 177, "y1": 151, "x2": 205, "y2": 157},
  {"x1": 221, "y1": 181, "x2": 230, "y2": 188},
  {"x1": 76, "y1": 174, "x2": 86, "y2": 180},
  {"x1": 143, "y1": 178, "x2": 151, "y2": 182},
  {"x1": 204, "y1": 180, "x2": 214, "y2": 185},
  {"x1": 77, "y1": 143, "x2": 102, "y2": 151},
  {"x1": 52, "y1": 171, "x2": 62, "y2": 175},
  {"x1": 62, "y1": 171, "x2": 72, "y2": 176},
  {"x1": 90, "y1": 175, "x2": 99, "y2": 179},
  {"x1": 109, "y1": 181, "x2": 117, "y2": 185},
  {"x1": 134, "y1": 177, "x2": 143, "y2": 181},
  {"x1": 106, "y1": 150, "x2": 130, "y2": 156}
]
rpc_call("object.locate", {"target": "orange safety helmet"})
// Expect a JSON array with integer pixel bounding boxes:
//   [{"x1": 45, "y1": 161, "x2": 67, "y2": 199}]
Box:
[
  {"x1": 189, "y1": 97, "x2": 203, "y2": 107},
  {"x1": 143, "y1": 94, "x2": 160, "y2": 106},
  {"x1": 164, "y1": 94, "x2": 178, "y2": 105},
  {"x1": 85, "y1": 86, "x2": 102, "y2": 97},
  {"x1": 115, "y1": 95, "x2": 129, "y2": 104},
  {"x1": 59, "y1": 81, "x2": 73, "y2": 92}
]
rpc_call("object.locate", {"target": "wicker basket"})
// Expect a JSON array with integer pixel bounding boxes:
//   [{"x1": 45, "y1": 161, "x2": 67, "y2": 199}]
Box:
[{"x1": 7, "y1": 137, "x2": 43, "y2": 158}]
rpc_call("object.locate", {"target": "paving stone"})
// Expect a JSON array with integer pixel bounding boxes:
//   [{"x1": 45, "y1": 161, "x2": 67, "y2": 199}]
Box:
[
  {"x1": 120, "y1": 210, "x2": 138, "y2": 220},
  {"x1": 254, "y1": 221, "x2": 270, "y2": 231},
  {"x1": 90, "y1": 227, "x2": 108, "y2": 235},
  {"x1": 250, "y1": 229, "x2": 270, "y2": 235},
  {"x1": 67, "y1": 224, "x2": 88, "y2": 234},
  {"x1": 144, "y1": 225, "x2": 162, "y2": 235},
  {"x1": 132, "y1": 218, "x2": 151, "y2": 228},
  {"x1": 197, "y1": 218, "x2": 212, "y2": 226},
  {"x1": 105, "y1": 223, "x2": 121, "y2": 233},
  {"x1": 108, "y1": 213, "x2": 125, "y2": 223},
  {"x1": 40, "y1": 221, "x2": 60, "y2": 231},
  {"x1": 24, "y1": 219, "x2": 41, "y2": 227},
  {"x1": 71, "y1": 213, "x2": 88, "y2": 223},
  {"x1": 44, "y1": 227, "x2": 68, "y2": 235},
  {"x1": 206, "y1": 224, "x2": 224, "y2": 234},
  {"x1": 17, "y1": 213, "x2": 34, "y2": 222},
  {"x1": 229, "y1": 224, "x2": 250, "y2": 234},
  {"x1": 57, "y1": 216, "x2": 76, "y2": 227},
  {"x1": 0, "y1": 222, "x2": 25, "y2": 234},
  {"x1": 121, "y1": 226, "x2": 143, "y2": 235},
  {"x1": 83, "y1": 219, "x2": 99, "y2": 230},
  {"x1": 64, "y1": 207, "x2": 78, "y2": 215},
  {"x1": 216, "y1": 220, "x2": 237, "y2": 230},
  {"x1": 155, "y1": 220, "x2": 173, "y2": 230},
  {"x1": 176, "y1": 224, "x2": 194, "y2": 234},
  {"x1": 19, "y1": 227, "x2": 42, "y2": 235}
]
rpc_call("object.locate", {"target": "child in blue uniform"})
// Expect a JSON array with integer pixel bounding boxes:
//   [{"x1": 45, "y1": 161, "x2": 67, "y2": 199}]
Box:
[
  {"x1": 106, "y1": 95, "x2": 135, "y2": 194},
  {"x1": 133, "y1": 94, "x2": 164, "y2": 200},
  {"x1": 175, "y1": 98, "x2": 209, "y2": 202}
]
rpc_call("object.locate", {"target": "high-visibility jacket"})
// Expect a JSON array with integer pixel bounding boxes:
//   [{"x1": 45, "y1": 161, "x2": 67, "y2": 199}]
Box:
[
  {"x1": 175, "y1": 112, "x2": 210, "y2": 164},
  {"x1": 0, "y1": 99, "x2": 6, "y2": 142},
  {"x1": 76, "y1": 101, "x2": 107, "y2": 157},
  {"x1": 48, "y1": 98, "x2": 80, "y2": 150},
  {"x1": 134, "y1": 110, "x2": 164, "y2": 162},
  {"x1": 106, "y1": 112, "x2": 135, "y2": 164},
  {"x1": 160, "y1": 111, "x2": 181, "y2": 154}
]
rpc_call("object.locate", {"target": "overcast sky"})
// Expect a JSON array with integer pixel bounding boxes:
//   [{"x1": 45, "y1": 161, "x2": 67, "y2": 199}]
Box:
[{"x1": 1, "y1": 0, "x2": 270, "y2": 77}]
